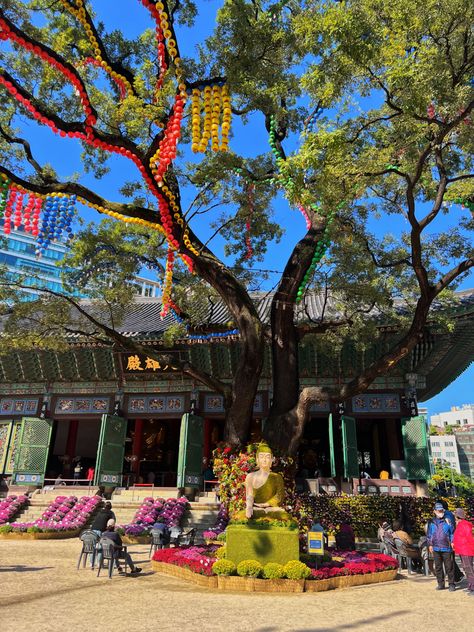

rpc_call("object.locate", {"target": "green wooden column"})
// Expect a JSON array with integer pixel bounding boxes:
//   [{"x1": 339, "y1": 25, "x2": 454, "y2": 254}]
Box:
[
  {"x1": 177, "y1": 414, "x2": 204, "y2": 488},
  {"x1": 341, "y1": 415, "x2": 359, "y2": 479},
  {"x1": 12, "y1": 417, "x2": 53, "y2": 485},
  {"x1": 94, "y1": 414, "x2": 128, "y2": 486},
  {"x1": 401, "y1": 416, "x2": 431, "y2": 480}
]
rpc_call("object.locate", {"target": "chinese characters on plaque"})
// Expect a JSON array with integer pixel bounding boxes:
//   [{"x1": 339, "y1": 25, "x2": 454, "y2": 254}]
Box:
[
  {"x1": 124, "y1": 354, "x2": 178, "y2": 372},
  {"x1": 54, "y1": 397, "x2": 110, "y2": 415},
  {"x1": 351, "y1": 394, "x2": 400, "y2": 414},
  {"x1": 127, "y1": 395, "x2": 185, "y2": 414}
]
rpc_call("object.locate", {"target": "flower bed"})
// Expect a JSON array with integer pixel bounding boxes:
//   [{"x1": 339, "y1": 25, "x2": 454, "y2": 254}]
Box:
[
  {"x1": 1, "y1": 495, "x2": 101, "y2": 534},
  {"x1": 307, "y1": 550, "x2": 399, "y2": 580},
  {"x1": 153, "y1": 544, "x2": 218, "y2": 575},
  {"x1": 122, "y1": 496, "x2": 188, "y2": 536},
  {"x1": 152, "y1": 545, "x2": 399, "y2": 593},
  {"x1": 202, "y1": 504, "x2": 229, "y2": 541},
  {"x1": 0, "y1": 495, "x2": 29, "y2": 525}
]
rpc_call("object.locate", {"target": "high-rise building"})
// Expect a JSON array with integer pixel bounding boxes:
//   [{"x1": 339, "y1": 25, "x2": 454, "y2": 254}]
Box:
[
  {"x1": 0, "y1": 227, "x2": 71, "y2": 298},
  {"x1": 430, "y1": 404, "x2": 474, "y2": 429},
  {"x1": 454, "y1": 428, "x2": 474, "y2": 479},
  {"x1": 0, "y1": 228, "x2": 160, "y2": 300},
  {"x1": 429, "y1": 434, "x2": 461, "y2": 472}
]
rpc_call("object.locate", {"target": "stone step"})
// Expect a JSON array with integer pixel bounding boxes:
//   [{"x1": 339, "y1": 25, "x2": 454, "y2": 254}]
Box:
[
  {"x1": 195, "y1": 492, "x2": 220, "y2": 504},
  {"x1": 112, "y1": 487, "x2": 180, "y2": 502}
]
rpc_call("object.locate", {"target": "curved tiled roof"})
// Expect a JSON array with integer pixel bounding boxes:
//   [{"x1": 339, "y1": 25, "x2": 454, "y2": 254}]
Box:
[{"x1": 75, "y1": 287, "x2": 474, "y2": 338}]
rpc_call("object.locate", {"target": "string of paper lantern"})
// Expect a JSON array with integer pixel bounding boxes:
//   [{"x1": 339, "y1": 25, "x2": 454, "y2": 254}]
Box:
[
  {"x1": 58, "y1": 0, "x2": 133, "y2": 97},
  {"x1": 160, "y1": 247, "x2": 175, "y2": 317},
  {"x1": 190, "y1": 83, "x2": 231, "y2": 153},
  {"x1": 80, "y1": 57, "x2": 127, "y2": 100},
  {"x1": 0, "y1": 177, "x2": 10, "y2": 219},
  {"x1": 139, "y1": 0, "x2": 168, "y2": 95},
  {"x1": 0, "y1": 3, "x2": 204, "y2": 277}
]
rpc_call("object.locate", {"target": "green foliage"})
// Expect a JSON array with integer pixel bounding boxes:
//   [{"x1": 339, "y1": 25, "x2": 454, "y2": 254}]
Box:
[
  {"x1": 0, "y1": 0, "x2": 473, "y2": 452},
  {"x1": 262, "y1": 562, "x2": 285, "y2": 579},
  {"x1": 211, "y1": 559, "x2": 236, "y2": 576},
  {"x1": 217, "y1": 531, "x2": 227, "y2": 542},
  {"x1": 0, "y1": 525, "x2": 13, "y2": 534},
  {"x1": 294, "y1": 493, "x2": 474, "y2": 538},
  {"x1": 236, "y1": 559, "x2": 263, "y2": 578},
  {"x1": 283, "y1": 560, "x2": 311, "y2": 580},
  {"x1": 26, "y1": 526, "x2": 41, "y2": 533},
  {"x1": 428, "y1": 463, "x2": 474, "y2": 499}
]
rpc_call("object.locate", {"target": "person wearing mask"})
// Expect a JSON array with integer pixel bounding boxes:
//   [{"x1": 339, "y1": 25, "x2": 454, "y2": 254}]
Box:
[
  {"x1": 426, "y1": 501, "x2": 455, "y2": 591},
  {"x1": 438, "y1": 498, "x2": 464, "y2": 583},
  {"x1": 452, "y1": 508, "x2": 474, "y2": 597}
]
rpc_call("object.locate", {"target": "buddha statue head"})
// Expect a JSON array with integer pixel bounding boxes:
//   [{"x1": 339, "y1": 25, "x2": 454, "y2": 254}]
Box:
[{"x1": 256, "y1": 442, "x2": 273, "y2": 472}]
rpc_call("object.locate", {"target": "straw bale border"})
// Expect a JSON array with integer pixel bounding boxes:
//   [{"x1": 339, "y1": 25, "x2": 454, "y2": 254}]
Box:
[{"x1": 151, "y1": 561, "x2": 398, "y2": 593}]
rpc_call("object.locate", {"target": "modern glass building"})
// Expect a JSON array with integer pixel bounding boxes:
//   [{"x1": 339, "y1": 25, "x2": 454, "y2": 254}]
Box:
[
  {"x1": 0, "y1": 228, "x2": 161, "y2": 300},
  {"x1": 0, "y1": 228, "x2": 73, "y2": 298}
]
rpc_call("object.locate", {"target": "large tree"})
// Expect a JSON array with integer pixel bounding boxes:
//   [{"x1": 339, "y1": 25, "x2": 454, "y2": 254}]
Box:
[{"x1": 0, "y1": 0, "x2": 473, "y2": 454}]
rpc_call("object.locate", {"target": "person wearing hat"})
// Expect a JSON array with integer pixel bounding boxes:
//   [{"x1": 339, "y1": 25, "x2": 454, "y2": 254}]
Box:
[
  {"x1": 100, "y1": 519, "x2": 142, "y2": 575},
  {"x1": 426, "y1": 502, "x2": 456, "y2": 591},
  {"x1": 452, "y1": 508, "x2": 474, "y2": 596}
]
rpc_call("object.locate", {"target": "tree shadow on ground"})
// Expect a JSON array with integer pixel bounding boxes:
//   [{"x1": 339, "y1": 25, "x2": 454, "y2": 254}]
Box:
[
  {"x1": 0, "y1": 565, "x2": 53, "y2": 573},
  {"x1": 255, "y1": 610, "x2": 408, "y2": 632}
]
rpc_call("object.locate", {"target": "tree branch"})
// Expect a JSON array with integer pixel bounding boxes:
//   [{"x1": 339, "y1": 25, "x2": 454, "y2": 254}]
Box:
[{"x1": 1, "y1": 280, "x2": 229, "y2": 395}]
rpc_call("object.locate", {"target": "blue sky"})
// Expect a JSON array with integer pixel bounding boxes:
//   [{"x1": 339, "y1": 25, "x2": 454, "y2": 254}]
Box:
[{"x1": 4, "y1": 0, "x2": 473, "y2": 415}]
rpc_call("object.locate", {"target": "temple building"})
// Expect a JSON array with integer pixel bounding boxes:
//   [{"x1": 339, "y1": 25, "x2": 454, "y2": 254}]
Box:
[{"x1": 0, "y1": 289, "x2": 473, "y2": 495}]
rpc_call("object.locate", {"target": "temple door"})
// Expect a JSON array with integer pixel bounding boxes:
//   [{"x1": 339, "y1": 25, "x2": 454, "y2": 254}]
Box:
[
  {"x1": 401, "y1": 416, "x2": 431, "y2": 480},
  {"x1": 94, "y1": 414, "x2": 128, "y2": 486},
  {"x1": 12, "y1": 417, "x2": 53, "y2": 485},
  {"x1": 177, "y1": 414, "x2": 204, "y2": 489},
  {"x1": 341, "y1": 415, "x2": 359, "y2": 479}
]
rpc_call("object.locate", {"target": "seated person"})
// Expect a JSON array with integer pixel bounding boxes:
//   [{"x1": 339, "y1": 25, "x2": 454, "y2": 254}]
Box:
[
  {"x1": 101, "y1": 519, "x2": 142, "y2": 575},
  {"x1": 235, "y1": 442, "x2": 289, "y2": 521},
  {"x1": 90, "y1": 502, "x2": 116, "y2": 536},
  {"x1": 335, "y1": 523, "x2": 355, "y2": 550},
  {"x1": 393, "y1": 519, "x2": 414, "y2": 545},
  {"x1": 151, "y1": 519, "x2": 170, "y2": 545}
]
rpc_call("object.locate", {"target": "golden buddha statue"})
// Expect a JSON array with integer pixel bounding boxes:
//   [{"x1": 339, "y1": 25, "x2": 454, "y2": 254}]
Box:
[{"x1": 239, "y1": 442, "x2": 289, "y2": 520}]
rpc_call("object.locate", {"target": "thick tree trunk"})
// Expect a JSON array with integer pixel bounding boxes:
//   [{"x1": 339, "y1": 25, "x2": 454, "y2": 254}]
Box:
[
  {"x1": 266, "y1": 228, "x2": 322, "y2": 451},
  {"x1": 193, "y1": 255, "x2": 265, "y2": 447}
]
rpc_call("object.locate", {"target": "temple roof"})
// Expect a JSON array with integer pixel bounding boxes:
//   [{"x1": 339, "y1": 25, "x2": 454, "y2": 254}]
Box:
[
  {"x1": 0, "y1": 289, "x2": 472, "y2": 401},
  {"x1": 72, "y1": 287, "x2": 474, "y2": 338}
]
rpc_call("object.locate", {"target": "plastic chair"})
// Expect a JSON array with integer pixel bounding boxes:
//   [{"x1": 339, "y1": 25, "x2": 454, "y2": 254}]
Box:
[
  {"x1": 149, "y1": 528, "x2": 166, "y2": 558},
  {"x1": 393, "y1": 537, "x2": 424, "y2": 575},
  {"x1": 97, "y1": 538, "x2": 127, "y2": 579},
  {"x1": 169, "y1": 527, "x2": 182, "y2": 547},
  {"x1": 179, "y1": 528, "x2": 196, "y2": 547},
  {"x1": 77, "y1": 530, "x2": 100, "y2": 570}
]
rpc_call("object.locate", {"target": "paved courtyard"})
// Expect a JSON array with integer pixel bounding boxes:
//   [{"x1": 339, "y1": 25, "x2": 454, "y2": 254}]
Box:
[{"x1": 1, "y1": 539, "x2": 474, "y2": 632}]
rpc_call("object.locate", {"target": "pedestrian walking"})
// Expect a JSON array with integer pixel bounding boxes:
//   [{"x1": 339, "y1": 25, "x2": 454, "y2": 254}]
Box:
[
  {"x1": 452, "y1": 508, "x2": 474, "y2": 597},
  {"x1": 426, "y1": 501, "x2": 456, "y2": 591}
]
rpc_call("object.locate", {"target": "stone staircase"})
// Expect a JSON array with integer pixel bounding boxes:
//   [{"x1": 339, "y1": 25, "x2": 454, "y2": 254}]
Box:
[
  {"x1": 112, "y1": 487, "x2": 180, "y2": 502},
  {"x1": 108, "y1": 488, "x2": 220, "y2": 539}
]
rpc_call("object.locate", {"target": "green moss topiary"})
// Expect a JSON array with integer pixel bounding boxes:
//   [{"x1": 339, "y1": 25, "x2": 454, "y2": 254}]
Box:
[
  {"x1": 262, "y1": 562, "x2": 285, "y2": 579},
  {"x1": 236, "y1": 559, "x2": 263, "y2": 578},
  {"x1": 214, "y1": 544, "x2": 226, "y2": 559},
  {"x1": 283, "y1": 560, "x2": 311, "y2": 580},
  {"x1": 212, "y1": 559, "x2": 236, "y2": 576}
]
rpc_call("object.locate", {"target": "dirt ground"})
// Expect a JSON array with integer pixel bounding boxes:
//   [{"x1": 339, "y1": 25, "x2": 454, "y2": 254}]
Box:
[{"x1": 1, "y1": 539, "x2": 473, "y2": 632}]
